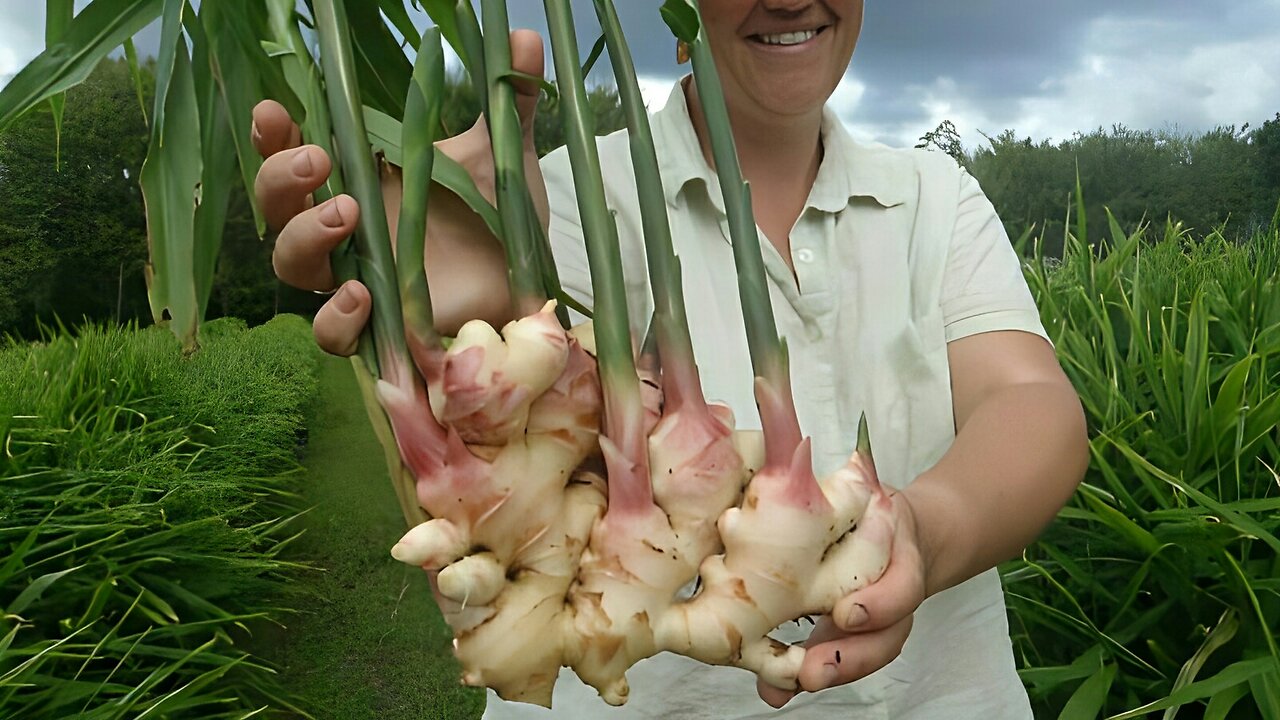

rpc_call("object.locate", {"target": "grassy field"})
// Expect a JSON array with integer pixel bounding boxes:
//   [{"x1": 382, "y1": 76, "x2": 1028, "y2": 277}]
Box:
[
  {"x1": 0, "y1": 316, "x2": 320, "y2": 717},
  {"x1": 1001, "y1": 213, "x2": 1280, "y2": 717},
  {"x1": 262, "y1": 353, "x2": 485, "y2": 720}
]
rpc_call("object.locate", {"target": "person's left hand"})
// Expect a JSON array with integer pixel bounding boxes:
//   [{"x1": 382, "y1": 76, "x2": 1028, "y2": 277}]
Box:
[{"x1": 756, "y1": 491, "x2": 930, "y2": 708}]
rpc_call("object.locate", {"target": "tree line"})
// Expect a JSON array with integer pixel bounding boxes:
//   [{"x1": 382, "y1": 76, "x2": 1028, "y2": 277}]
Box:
[{"x1": 2, "y1": 59, "x2": 1276, "y2": 337}]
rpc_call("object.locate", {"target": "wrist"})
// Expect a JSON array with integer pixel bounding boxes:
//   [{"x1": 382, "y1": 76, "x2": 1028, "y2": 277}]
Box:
[{"x1": 900, "y1": 473, "x2": 971, "y2": 598}]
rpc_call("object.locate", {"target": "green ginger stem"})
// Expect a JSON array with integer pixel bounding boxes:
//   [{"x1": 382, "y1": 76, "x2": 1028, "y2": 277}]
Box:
[
  {"x1": 543, "y1": 0, "x2": 643, "y2": 440},
  {"x1": 481, "y1": 0, "x2": 546, "y2": 317},
  {"x1": 593, "y1": 0, "x2": 707, "y2": 408},
  {"x1": 396, "y1": 27, "x2": 445, "y2": 351},
  {"x1": 682, "y1": 4, "x2": 789, "y2": 394},
  {"x1": 313, "y1": 0, "x2": 411, "y2": 383}
]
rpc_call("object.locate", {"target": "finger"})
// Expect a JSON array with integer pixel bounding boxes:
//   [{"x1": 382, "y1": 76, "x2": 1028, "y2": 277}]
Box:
[
  {"x1": 312, "y1": 280, "x2": 371, "y2": 357},
  {"x1": 251, "y1": 99, "x2": 302, "y2": 158},
  {"x1": 832, "y1": 498, "x2": 926, "y2": 634},
  {"x1": 796, "y1": 614, "x2": 914, "y2": 693},
  {"x1": 256, "y1": 145, "x2": 333, "y2": 232},
  {"x1": 271, "y1": 194, "x2": 359, "y2": 290},
  {"x1": 756, "y1": 676, "x2": 796, "y2": 709},
  {"x1": 508, "y1": 29, "x2": 544, "y2": 138},
  {"x1": 754, "y1": 617, "x2": 847, "y2": 706}
]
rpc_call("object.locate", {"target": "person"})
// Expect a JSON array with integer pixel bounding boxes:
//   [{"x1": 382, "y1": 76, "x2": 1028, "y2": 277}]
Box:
[{"x1": 253, "y1": 1, "x2": 1089, "y2": 717}]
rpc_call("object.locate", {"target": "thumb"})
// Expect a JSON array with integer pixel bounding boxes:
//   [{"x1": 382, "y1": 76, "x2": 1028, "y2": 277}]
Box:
[{"x1": 508, "y1": 29, "x2": 545, "y2": 141}]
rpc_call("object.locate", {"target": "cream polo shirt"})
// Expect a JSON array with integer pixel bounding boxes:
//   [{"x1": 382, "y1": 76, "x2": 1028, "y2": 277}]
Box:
[{"x1": 481, "y1": 79, "x2": 1047, "y2": 720}]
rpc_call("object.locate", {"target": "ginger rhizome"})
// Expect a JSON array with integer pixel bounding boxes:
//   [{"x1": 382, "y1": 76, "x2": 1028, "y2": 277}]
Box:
[{"x1": 309, "y1": 0, "x2": 901, "y2": 709}]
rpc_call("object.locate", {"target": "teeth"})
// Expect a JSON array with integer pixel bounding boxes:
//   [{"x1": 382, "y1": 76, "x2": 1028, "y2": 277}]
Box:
[{"x1": 758, "y1": 29, "x2": 817, "y2": 46}]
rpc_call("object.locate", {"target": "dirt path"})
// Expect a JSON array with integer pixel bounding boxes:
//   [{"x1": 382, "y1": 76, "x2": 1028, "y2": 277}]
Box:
[{"x1": 274, "y1": 353, "x2": 485, "y2": 719}]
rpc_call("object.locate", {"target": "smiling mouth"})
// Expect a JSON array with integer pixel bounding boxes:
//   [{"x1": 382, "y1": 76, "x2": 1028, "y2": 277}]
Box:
[{"x1": 749, "y1": 25, "x2": 830, "y2": 47}]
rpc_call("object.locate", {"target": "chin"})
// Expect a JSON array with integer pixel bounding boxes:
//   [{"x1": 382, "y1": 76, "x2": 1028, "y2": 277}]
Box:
[{"x1": 749, "y1": 83, "x2": 835, "y2": 118}]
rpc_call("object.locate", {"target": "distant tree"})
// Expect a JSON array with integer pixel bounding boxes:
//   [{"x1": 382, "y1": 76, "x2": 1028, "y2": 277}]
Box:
[
  {"x1": 916, "y1": 120, "x2": 965, "y2": 165},
  {"x1": 0, "y1": 58, "x2": 151, "y2": 337},
  {"x1": 966, "y1": 121, "x2": 1269, "y2": 254},
  {"x1": 1253, "y1": 113, "x2": 1280, "y2": 220}
]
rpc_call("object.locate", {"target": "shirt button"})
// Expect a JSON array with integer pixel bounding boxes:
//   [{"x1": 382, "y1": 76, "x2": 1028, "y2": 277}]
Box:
[{"x1": 796, "y1": 248, "x2": 815, "y2": 263}]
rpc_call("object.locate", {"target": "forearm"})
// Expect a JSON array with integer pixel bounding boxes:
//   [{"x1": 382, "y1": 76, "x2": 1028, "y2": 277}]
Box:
[{"x1": 903, "y1": 379, "x2": 1089, "y2": 598}]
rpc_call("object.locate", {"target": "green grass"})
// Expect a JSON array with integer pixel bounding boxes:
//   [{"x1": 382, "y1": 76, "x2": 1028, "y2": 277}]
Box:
[
  {"x1": 0, "y1": 315, "x2": 320, "y2": 718},
  {"x1": 1002, "y1": 208, "x2": 1280, "y2": 718},
  {"x1": 261, "y1": 353, "x2": 484, "y2": 719}
]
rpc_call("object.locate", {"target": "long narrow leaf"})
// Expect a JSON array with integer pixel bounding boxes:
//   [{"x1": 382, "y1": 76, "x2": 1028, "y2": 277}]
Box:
[
  {"x1": 122, "y1": 38, "x2": 149, "y2": 127},
  {"x1": 45, "y1": 0, "x2": 74, "y2": 169},
  {"x1": 140, "y1": 0, "x2": 203, "y2": 351},
  {"x1": 188, "y1": 11, "x2": 236, "y2": 322},
  {"x1": 362, "y1": 106, "x2": 500, "y2": 238},
  {"x1": 314, "y1": 0, "x2": 411, "y2": 381},
  {"x1": 0, "y1": 0, "x2": 162, "y2": 131},
  {"x1": 1059, "y1": 661, "x2": 1117, "y2": 720},
  {"x1": 1107, "y1": 658, "x2": 1274, "y2": 719},
  {"x1": 397, "y1": 27, "x2": 445, "y2": 352},
  {"x1": 203, "y1": 0, "x2": 278, "y2": 238}
]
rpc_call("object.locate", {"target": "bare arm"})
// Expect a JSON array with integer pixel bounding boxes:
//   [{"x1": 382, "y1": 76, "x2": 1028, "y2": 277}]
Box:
[{"x1": 907, "y1": 329, "x2": 1089, "y2": 598}]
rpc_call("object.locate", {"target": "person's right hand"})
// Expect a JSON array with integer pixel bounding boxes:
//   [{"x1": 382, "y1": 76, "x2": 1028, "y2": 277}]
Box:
[{"x1": 253, "y1": 29, "x2": 549, "y2": 356}]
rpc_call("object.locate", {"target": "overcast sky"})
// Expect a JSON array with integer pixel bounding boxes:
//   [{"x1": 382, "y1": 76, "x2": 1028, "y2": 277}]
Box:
[{"x1": 3, "y1": 1, "x2": 1278, "y2": 149}]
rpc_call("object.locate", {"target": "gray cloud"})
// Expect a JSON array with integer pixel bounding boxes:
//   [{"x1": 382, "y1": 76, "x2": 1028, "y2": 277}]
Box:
[{"x1": 3, "y1": 0, "x2": 1277, "y2": 149}]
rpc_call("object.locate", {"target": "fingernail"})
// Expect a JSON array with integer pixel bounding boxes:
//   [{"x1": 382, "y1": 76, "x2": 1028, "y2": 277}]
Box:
[
  {"x1": 842, "y1": 603, "x2": 868, "y2": 629},
  {"x1": 292, "y1": 148, "x2": 314, "y2": 177},
  {"x1": 334, "y1": 283, "x2": 357, "y2": 313},
  {"x1": 320, "y1": 198, "x2": 344, "y2": 227},
  {"x1": 251, "y1": 120, "x2": 261, "y2": 145},
  {"x1": 820, "y1": 664, "x2": 839, "y2": 690}
]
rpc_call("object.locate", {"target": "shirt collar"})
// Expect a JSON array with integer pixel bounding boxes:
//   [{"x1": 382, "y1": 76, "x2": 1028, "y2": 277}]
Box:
[{"x1": 652, "y1": 76, "x2": 910, "y2": 214}]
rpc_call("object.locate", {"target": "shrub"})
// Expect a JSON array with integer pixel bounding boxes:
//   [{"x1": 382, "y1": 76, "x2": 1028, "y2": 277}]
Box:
[{"x1": 0, "y1": 315, "x2": 320, "y2": 718}]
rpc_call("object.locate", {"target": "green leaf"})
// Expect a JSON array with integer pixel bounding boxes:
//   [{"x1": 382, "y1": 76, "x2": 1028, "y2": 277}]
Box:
[
  {"x1": 141, "y1": 0, "x2": 203, "y2": 350},
  {"x1": 379, "y1": 0, "x2": 421, "y2": 50},
  {"x1": 397, "y1": 26, "x2": 445, "y2": 350},
  {"x1": 347, "y1": 0, "x2": 413, "y2": 119},
  {"x1": 452, "y1": 0, "x2": 487, "y2": 117},
  {"x1": 1107, "y1": 658, "x2": 1274, "y2": 719},
  {"x1": 266, "y1": 0, "x2": 343, "y2": 202},
  {"x1": 0, "y1": 0, "x2": 162, "y2": 132},
  {"x1": 123, "y1": 38, "x2": 150, "y2": 127},
  {"x1": 0, "y1": 528, "x2": 40, "y2": 588},
  {"x1": 581, "y1": 33, "x2": 607, "y2": 78},
  {"x1": 1249, "y1": 668, "x2": 1280, "y2": 720},
  {"x1": 1182, "y1": 290, "x2": 1210, "y2": 445},
  {"x1": 202, "y1": 0, "x2": 281, "y2": 238},
  {"x1": 0, "y1": 623, "x2": 19, "y2": 658},
  {"x1": 659, "y1": 0, "x2": 700, "y2": 43},
  {"x1": 420, "y1": 0, "x2": 466, "y2": 64},
  {"x1": 1020, "y1": 646, "x2": 1106, "y2": 692},
  {"x1": 362, "y1": 105, "x2": 502, "y2": 239},
  {"x1": 189, "y1": 4, "x2": 237, "y2": 320},
  {"x1": 1059, "y1": 661, "x2": 1117, "y2": 720},
  {"x1": 8, "y1": 565, "x2": 83, "y2": 615},
  {"x1": 45, "y1": 0, "x2": 74, "y2": 169},
  {"x1": 1079, "y1": 483, "x2": 1160, "y2": 556},
  {"x1": 1203, "y1": 683, "x2": 1249, "y2": 720},
  {"x1": 1162, "y1": 611, "x2": 1239, "y2": 719},
  {"x1": 1106, "y1": 436, "x2": 1280, "y2": 554}
]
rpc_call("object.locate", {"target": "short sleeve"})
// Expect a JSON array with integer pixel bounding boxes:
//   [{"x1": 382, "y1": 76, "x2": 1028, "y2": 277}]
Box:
[
  {"x1": 941, "y1": 170, "x2": 1049, "y2": 344},
  {"x1": 541, "y1": 147, "x2": 594, "y2": 322}
]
